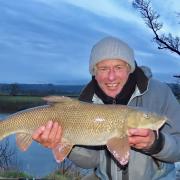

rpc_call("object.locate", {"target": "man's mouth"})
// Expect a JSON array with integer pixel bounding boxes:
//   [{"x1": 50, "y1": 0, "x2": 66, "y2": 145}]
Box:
[{"x1": 106, "y1": 83, "x2": 119, "y2": 88}]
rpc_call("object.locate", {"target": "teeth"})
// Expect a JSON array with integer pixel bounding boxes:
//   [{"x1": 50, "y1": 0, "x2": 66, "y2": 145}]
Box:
[{"x1": 107, "y1": 84, "x2": 118, "y2": 87}]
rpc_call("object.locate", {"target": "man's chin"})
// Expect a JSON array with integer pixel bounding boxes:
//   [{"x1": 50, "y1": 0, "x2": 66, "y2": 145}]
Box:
[{"x1": 105, "y1": 91, "x2": 118, "y2": 98}]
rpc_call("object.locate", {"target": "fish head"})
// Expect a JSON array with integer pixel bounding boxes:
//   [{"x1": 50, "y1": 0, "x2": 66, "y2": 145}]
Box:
[{"x1": 127, "y1": 108, "x2": 167, "y2": 131}]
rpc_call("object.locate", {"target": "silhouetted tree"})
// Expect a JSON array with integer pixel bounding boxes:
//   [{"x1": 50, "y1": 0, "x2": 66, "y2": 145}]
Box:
[
  {"x1": 0, "y1": 138, "x2": 15, "y2": 170},
  {"x1": 9, "y1": 83, "x2": 19, "y2": 96},
  {"x1": 132, "y1": 0, "x2": 180, "y2": 80}
]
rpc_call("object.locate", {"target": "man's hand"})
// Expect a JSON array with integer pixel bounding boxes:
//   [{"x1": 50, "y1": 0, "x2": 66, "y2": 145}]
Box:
[
  {"x1": 32, "y1": 121, "x2": 62, "y2": 149},
  {"x1": 128, "y1": 128, "x2": 155, "y2": 150}
]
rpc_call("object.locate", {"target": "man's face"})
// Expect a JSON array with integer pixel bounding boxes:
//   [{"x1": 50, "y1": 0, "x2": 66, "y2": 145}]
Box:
[{"x1": 95, "y1": 59, "x2": 131, "y2": 98}]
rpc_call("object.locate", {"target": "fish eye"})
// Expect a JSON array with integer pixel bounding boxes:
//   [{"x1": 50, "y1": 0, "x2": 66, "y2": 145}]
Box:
[{"x1": 143, "y1": 113, "x2": 149, "y2": 119}]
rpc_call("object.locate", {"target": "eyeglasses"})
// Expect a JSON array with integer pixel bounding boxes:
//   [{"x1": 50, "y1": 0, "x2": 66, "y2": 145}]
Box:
[{"x1": 96, "y1": 65, "x2": 129, "y2": 74}]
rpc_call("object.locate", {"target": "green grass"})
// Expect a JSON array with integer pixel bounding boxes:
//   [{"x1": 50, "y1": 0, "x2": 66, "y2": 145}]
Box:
[
  {"x1": 0, "y1": 170, "x2": 73, "y2": 180},
  {"x1": 0, "y1": 95, "x2": 45, "y2": 113},
  {"x1": 0, "y1": 170, "x2": 32, "y2": 178},
  {"x1": 45, "y1": 172, "x2": 72, "y2": 180}
]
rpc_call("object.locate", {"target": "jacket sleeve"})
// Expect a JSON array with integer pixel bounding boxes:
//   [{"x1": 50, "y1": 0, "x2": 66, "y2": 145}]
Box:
[
  {"x1": 152, "y1": 84, "x2": 180, "y2": 162},
  {"x1": 68, "y1": 146, "x2": 100, "y2": 168}
]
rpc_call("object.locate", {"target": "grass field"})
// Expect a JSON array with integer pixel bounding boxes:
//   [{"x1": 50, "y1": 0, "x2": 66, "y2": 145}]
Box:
[{"x1": 0, "y1": 95, "x2": 45, "y2": 113}]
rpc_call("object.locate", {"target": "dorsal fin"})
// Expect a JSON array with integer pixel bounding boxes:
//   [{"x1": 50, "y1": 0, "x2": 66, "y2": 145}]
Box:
[{"x1": 43, "y1": 96, "x2": 74, "y2": 103}]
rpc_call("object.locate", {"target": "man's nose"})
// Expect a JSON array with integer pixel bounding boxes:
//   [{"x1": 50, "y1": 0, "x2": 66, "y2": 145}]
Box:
[{"x1": 108, "y1": 68, "x2": 116, "y2": 81}]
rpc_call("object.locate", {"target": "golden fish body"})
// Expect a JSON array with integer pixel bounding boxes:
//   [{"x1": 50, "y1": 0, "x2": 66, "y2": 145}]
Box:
[{"x1": 0, "y1": 96, "x2": 166, "y2": 165}]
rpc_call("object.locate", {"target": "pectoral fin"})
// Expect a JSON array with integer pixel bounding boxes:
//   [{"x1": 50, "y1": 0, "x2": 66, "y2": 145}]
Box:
[
  {"x1": 16, "y1": 133, "x2": 33, "y2": 151},
  {"x1": 107, "y1": 136, "x2": 130, "y2": 165},
  {"x1": 52, "y1": 143, "x2": 73, "y2": 163}
]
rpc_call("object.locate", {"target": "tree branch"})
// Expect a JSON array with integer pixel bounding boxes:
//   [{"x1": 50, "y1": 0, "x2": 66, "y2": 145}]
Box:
[{"x1": 132, "y1": 0, "x2": 180, "y2": 55}]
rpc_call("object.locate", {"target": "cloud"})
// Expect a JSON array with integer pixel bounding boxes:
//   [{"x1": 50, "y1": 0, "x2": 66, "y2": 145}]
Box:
[
  {"x1": 150, "y1": 0, "x2": 180, "y2": 36},
  {"x1": 0, "y1": 0, "x2": 179, "y2": 84}
]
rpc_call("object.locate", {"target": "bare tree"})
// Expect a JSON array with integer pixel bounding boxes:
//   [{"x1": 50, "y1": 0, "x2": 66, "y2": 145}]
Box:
[
  {"x1": 132, "y1": 0, "x2": 180, "y2": 82},
  {"x1": 0, "y1": 138, "x2": 15, "y2": 170},
  {"x1": 132, "y1": 0, "x2": 180, "y2": 55},
  {"x1": 9, "y1": 83, "x2": 19, "y2": 96}
]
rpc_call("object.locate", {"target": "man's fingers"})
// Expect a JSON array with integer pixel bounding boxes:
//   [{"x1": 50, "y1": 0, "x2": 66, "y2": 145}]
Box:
[
  {"x1": 48, "y1": 122, "x2": 59, "y2": 141},
  {"x1": 55, "y1": 125, "x2": 62, "y2": 143},
  {"x1": 128, "y1": 128, "x2": 150, "y2": 137},
  {"x1": 32, "y1": 126, "x2": 45, "y2": 140},
  {"x1": 51, "y1": 125, "x2": 62, "y2": 148},
  {"x1": 32, "y1": 121, "x2": 62, "y2": 149},
  {"x1": 128, "y1": 129, "x2": 155, "y2": 149},
  {"x1": 40, "y1": 121, "x2": 53, "y2": 141}
]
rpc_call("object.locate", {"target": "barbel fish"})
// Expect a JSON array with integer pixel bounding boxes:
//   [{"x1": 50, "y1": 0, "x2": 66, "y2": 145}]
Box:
[{"x1": 0, "y1": 96, "x2": 166, "y2": 165}]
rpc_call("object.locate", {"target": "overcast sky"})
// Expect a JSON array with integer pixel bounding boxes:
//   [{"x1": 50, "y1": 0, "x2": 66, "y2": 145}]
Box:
[{"x1": 0, "y1": 0, "x2": 179, "y2": 84}]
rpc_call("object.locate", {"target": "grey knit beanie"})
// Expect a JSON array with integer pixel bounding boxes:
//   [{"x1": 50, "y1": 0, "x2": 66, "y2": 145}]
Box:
[{"x1": 89, "y1": 36, "x2": 136, "y2": 75}]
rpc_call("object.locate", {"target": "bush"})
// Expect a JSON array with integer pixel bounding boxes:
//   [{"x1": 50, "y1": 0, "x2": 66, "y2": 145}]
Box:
[{"x1": 44, "y1": 170, "x2": 71, "y2": 180}]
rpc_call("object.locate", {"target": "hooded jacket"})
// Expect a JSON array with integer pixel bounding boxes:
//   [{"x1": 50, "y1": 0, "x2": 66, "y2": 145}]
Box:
[{"x1": 68, "y1": 68, "x2": 180, "y2": 180}]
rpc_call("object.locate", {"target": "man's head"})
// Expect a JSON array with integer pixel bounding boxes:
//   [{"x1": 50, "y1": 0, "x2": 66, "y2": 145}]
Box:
[
  {"x1": 89, "y1": 36, "x2": 136, "y2": 75},
  {"x1": 89, "y1": 36, "x2": 136, "y2": 98}
]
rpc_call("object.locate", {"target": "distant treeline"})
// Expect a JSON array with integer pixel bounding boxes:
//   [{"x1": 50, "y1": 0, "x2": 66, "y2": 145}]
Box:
[
  {"x1": 0, "y1": 83, "x2": 179, "y2": 99},
  {"x1": 0, "y1": 83, "x2": 85, "y2": 97}
]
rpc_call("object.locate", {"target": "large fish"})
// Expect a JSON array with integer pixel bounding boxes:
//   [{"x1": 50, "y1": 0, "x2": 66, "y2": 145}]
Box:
[{"x1": 0, "y1": 96, "x2": 166, "y2": 165}]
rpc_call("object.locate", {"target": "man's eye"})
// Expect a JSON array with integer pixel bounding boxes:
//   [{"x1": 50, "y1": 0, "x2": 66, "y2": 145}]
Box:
[
  {"x1": 115, "y1": 66, "x2": 121, "y2": 70},
  {"x1": 115, "y1": 66, "x2": 125, "y2": 70},
  {"x1": 99, "y1": 67, "x2": 108, "y2": 71}
]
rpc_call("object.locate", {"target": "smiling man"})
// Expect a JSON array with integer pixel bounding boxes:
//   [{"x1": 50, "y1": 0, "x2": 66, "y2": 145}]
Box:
[
  {"x1": 94, "y1": 59, "x2": 131, "y2": 98},
  {"x1": 33, "y1": 36, "x2": 180, "y2": 180}
]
